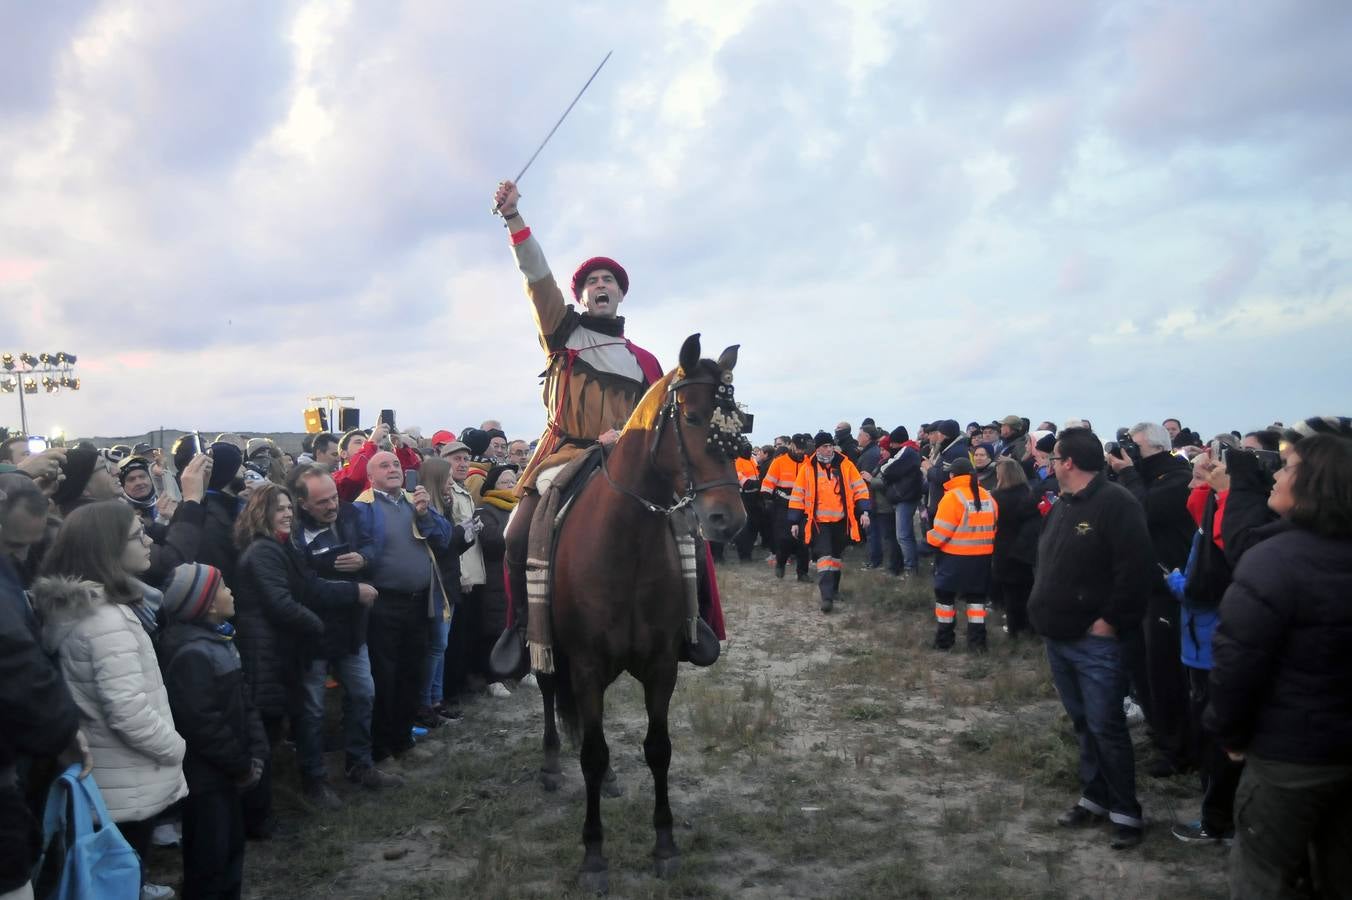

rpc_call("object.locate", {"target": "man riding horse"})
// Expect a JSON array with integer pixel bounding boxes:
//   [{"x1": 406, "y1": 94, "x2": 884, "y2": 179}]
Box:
[{"x1": 489, "y1": 179, "x2": 721, "y2": 676}]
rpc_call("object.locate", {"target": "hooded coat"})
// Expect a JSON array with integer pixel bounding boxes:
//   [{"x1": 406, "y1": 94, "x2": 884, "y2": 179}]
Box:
[{"x1": 32, "y1": 576, "x2": 188, "y2": 823}]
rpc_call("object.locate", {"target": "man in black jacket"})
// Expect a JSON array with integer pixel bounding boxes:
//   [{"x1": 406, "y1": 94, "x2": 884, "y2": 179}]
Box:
[
  {"x1": 1108, "y1": 422, "x2": 1195, "y2": 776},
  {"x1": 288, "y1": 466, "x2": 402, "y2": 797},
  {"x1": 880, "y1": 427, "x2": 924, "y2": 575},
  {"x1": 0, "y1": 491, "x2": 82, "y2": 898},
  {"x1": 1029, "y1": 428, "x2": 1154, "y2": 850},
  {"x1": 196, "y1": 441, "x2": 244, "y2": 588}
]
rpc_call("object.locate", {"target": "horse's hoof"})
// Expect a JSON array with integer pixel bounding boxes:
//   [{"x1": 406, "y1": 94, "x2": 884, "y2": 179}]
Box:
[
  {"x1": 653, "y1": 854, "x2": 681, "y2": 880},
  {"x1": 601, "y1": 771, "x2": 624, "y2": 798},
  {"x1": 577, "y1": 868, "x2": 610, "y2": 895},
  {"x1": 540, "y1": 769, "x2": 563, "y2": 792}
]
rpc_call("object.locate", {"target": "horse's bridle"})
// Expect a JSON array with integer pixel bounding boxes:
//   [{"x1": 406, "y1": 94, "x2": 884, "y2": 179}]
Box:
[{"x1": 601, "y1": 371, "x2": 750, "y2": 517}]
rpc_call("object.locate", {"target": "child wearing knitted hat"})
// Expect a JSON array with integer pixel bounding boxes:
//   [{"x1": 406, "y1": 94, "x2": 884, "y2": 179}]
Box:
[{"x1": 158, "y1": 563, "x2": 266, "y2": 900}]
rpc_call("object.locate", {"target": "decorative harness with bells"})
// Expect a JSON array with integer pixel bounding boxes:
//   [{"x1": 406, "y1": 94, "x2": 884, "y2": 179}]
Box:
[{"x1": 602, "y1": 367, "x2": 753, "y2": 517}]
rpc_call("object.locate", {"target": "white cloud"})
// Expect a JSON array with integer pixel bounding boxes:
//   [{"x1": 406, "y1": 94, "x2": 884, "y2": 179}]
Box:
[{"x1": 1, "y1": 0, "x2": 1349, "y2": 446}]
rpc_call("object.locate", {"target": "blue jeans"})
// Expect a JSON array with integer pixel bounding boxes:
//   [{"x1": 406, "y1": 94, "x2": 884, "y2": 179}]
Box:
[
  {"x1": 1045, "y1": 635, "x2": 1142, "y2": 827},
  {"x1": 422, "y1": 618, "x2": 451, "y2": 707},
  {"x1": 865, "y1": 511, "x2": 883, "y2": 567},
  {"x1": 296, "y1": 645, "x2": 375, "y2": 778},
  {"x1": 895, "y1": 501, "x2": 918, "y2": 572}
]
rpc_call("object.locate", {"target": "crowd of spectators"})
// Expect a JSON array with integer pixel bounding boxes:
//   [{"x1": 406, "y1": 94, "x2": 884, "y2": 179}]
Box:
[
  {"x1": 734, "y1": 413, "x2": 1351, "y2": 893},
  {"x1": 1, "y1": 420, "x2": 529, "y2": 900},
  {"x1": 2, "y1": 410, "x2": 1349, "y2": 898}
]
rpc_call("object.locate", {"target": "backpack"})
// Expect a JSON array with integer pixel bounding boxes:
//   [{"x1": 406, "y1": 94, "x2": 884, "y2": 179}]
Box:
[{"x1": 33, "y1": 766, "x2": 141, "y2": 900}]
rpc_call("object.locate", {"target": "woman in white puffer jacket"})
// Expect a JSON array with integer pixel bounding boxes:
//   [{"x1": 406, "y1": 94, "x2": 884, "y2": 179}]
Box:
[{"x1": 33, "y1": 500, "x2": 188, "y2": 893}]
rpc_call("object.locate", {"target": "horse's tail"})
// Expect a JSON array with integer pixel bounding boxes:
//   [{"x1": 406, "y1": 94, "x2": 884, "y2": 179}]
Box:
[{"x1": 550, "y1": 649, "x2": 581, "y2": 745}]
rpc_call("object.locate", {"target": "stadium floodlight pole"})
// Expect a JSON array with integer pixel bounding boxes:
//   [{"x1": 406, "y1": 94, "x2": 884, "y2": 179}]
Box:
[
  {"x1": 492, "y1": 50, "x2": 613, "y2": 214},
  {"x1": 2, "y1": 350, "x2": 81, "y2": 436}
]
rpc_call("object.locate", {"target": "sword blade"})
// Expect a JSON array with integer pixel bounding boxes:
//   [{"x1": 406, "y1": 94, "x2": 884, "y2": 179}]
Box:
[{"x1": 495, "y1": 50, "x2": 613, "y2": 212}]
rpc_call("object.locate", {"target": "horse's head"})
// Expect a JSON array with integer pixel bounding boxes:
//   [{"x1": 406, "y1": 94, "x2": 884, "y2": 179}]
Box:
[{"x1": 653, "y1": 333, "x2": 750, "y2": 543}]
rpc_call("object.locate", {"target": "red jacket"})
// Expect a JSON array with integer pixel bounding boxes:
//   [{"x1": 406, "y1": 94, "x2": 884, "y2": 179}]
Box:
[{"x1": 333, "y1": 439, "x2": 422, "y2": 503}]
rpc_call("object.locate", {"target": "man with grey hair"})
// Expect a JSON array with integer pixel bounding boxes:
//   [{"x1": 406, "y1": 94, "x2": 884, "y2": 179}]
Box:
[{"x1": 1107, "y1": 421, "x2": 1195, "y2": 777}]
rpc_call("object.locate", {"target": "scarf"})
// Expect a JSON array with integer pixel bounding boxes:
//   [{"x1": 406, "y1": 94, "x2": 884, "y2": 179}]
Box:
[
  {"x1": 482, "y1": 489, "x2": 518, "y2": 512},
  {"x1": 124, "y1": 489, "x2": 159, "y2": 520}
]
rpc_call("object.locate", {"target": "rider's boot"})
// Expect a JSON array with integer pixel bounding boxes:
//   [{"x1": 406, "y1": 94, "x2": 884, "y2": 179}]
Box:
[{"x1": 678, "y1": 618, "x2": 721, "y2": 667}]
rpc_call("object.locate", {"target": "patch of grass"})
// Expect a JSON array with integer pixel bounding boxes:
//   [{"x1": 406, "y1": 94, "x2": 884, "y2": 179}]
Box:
[
  {"x1": 685, "y1": 677, "x2": 785, "y2": 759},
  {"x1": 844, "y1": 702, "x2": 889, "y2": 722},
  {"x1": 951, "y1": 714, "x2": 1081, "y2": 792}
]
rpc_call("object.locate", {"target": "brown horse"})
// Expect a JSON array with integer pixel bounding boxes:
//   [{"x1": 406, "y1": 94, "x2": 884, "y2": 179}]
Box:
[{"x1": 536, "y1": 333, "x2": 747, "y2": 894}]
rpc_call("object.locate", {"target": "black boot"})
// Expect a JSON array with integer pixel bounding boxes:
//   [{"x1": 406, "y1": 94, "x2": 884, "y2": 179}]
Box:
[
  {"x1": 966, "y1": 623, "x2": 988, "y2": 653},
  {"x1": 933, "y1": 621, "x2": 956, "y2": 651},
  {"x1": 489, "y1": 625, "x2": 528, "y2": 680},
  {"x1": 678, "y1": 619, "x2": 721, "y2": 667},
  {"x1": 819, "y1": 571, "x2": 836, "y2": 613}
]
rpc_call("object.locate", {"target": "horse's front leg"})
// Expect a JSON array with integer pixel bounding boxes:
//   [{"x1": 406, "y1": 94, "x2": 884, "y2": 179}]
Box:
[
  {"x1": 538, "y1": 673, "x2": 563, "y2": 792},
  {"x1": 643, "y1": 663, "x2": 680, "y2": 878},
  {"x1": 575, "y1": 672, "x2": 610, "y2": 894}
]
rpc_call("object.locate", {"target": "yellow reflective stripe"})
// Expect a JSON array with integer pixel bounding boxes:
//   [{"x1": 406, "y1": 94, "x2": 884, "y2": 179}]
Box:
[{"x1": 945, "y1": 536, "x2": 995, "y2": 547}]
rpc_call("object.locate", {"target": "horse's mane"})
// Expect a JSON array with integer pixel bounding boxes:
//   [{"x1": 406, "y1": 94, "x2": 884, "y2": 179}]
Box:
[
  {"x1": 622, "y1": 370, "x2": 676, "y2": 433},
  {"x1": 621, "y1": 360, "x2": 721, "y2": 433}
]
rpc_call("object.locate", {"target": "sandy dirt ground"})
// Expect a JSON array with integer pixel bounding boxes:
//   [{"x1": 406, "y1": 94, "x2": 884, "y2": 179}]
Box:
[{"x1": 148, "y1": 557, "x2": 1230, "y2": 899}]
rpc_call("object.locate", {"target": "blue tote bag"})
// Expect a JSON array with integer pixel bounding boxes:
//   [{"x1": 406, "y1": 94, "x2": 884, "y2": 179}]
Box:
[{"x1": 35, "y1": 765, "x2": 141, "y2": 900}]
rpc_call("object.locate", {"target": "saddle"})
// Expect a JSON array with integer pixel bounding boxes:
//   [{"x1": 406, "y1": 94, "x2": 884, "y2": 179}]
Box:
[
  {"x1": 522, "y1": 446, "x2": 606, "y2": 674},
  {"x1": 514, "y1": 445, "x2": 716, "y2": 675}
]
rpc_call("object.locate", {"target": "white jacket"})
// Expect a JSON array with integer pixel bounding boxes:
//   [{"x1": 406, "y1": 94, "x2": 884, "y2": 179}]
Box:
[
  {"x1": 34, "y1": 577, "x2": 188, "y2": 823},
  {"x1": 449, "y1": 481, "x2": 486, "y2": 588}
]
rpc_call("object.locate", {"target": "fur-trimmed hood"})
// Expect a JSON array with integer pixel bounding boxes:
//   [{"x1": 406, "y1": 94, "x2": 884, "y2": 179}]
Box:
[{"x1": 31, "y1": 575, "x2": 161, "y2": 653}]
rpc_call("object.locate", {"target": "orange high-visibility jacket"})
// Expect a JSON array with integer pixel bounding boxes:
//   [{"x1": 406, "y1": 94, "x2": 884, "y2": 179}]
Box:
[
  {"x1": 789, "y1": 454, "x2": 870, "y2": 543},
  {"x1": 926, "y1": 476, "x2": 998, "y2": 556},
  {"x1": 761, "y1": 453, "x2": 803, "y2": 498},
  {"x1": 735, "y1": 457, "x2": 759, "y2": 486}
]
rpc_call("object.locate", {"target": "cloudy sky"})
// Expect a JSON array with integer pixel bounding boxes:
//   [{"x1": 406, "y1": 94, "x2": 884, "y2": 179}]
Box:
[{"x1": 3, "y1": 0, "x2": 1349, "y2": 444}]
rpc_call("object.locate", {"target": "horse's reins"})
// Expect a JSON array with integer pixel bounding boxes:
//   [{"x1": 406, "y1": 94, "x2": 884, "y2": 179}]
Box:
[{"x1": 601, "y1": 371, "x2": 743, "y2": 517}]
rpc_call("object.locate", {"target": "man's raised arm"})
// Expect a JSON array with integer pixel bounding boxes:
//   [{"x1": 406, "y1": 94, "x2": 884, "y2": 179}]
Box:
[{"x1": 494, "y1": 179, "x2": 567, "y2": 337}]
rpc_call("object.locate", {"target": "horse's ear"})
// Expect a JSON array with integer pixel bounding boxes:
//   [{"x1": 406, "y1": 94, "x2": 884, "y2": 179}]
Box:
[
  {"x1": 678, "y1": 333, "x2": 701, "y2": 374},
  {"x1": 717, "y1": 344, "x2": 739, "y2": 372}
]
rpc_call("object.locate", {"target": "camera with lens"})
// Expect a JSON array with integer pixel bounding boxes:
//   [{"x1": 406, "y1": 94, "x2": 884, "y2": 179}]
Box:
[
  {"x1": 1221, "y1": 446, "x2": 1283, "y2": 476},
  {"x1": 1104, "y1": 430, "x2": 1141, "y2": 463}
]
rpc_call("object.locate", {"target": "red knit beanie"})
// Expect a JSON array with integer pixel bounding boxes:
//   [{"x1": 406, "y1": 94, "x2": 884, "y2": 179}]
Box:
[{"x1": 571, "y1": 257, "x2": 628, "y2": 299}]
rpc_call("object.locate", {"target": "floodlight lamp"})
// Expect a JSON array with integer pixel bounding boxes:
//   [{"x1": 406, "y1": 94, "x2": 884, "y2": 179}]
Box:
[
  {"x1": 22, "y1": 378, "x2": 37, "y2": 394},
  {"x1": 19, "y1": 353, "x2": 37, "y2": 367},
  {"x1": 39, "y1": 353, "x2": 53, "y2": 365},
  {"x1": 1, "y1": 354, "x2": 13, "y2": 370},
  {"x1": 68, "y1": 378, "x2": 81, "y2": 391},
  {"x1": 0, "y1": 377, "x2": 14, "y2": 393},
  {"x1": 64, "y1": 353, "x2": 77, "y2": 365}
]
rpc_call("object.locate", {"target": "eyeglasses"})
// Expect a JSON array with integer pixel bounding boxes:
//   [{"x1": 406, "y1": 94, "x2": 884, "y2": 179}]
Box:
[
  {"x1": 127, "y1": 528, "x2": 150, "y2": 544},
  {"x1": 1047, "y1": 456, "x2": 1065, "y2": 465}
]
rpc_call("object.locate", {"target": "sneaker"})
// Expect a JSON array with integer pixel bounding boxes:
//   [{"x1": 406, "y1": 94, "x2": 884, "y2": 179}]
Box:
[
  {"x1": 302, "y1": 778, "x2": 342, "y2": 811},
  {"x1": 412, "y1": 706, "x2": 443, "y2": 729},
  {"x1": 396, "y1": 743, "x2": 437, "y2": 765},
  {"x1": 347, "y1": 764, "x2": 404, "y2": 790},
  {"x1": 1171, "y1": 820, "x2": 1232, "y2": 844},
  {"x1": 1110, "y1": 824, "x2": 1144, "y2": 850},
  {"x1": 519, "y1": 673, "x2": 538, "y2": 689},
  {"x1": 1123, "y1": 697, "x2": 1145, "y2": 728},
  {"x1": 1056, "y1": 805, "x2": 1106, "y2": 829},
  {"x1": 796, "y1": 572, "x2": 811, "y2": 583},
  {"x1": 487, "y1": 682, "x2": 512, "y2": 698},
  {"x1": 410, "y1": 725, "x2": 430, "y2": 739},
  {"x1": 820, "y1": 597, "x2": 833, "y2": 613},
  {"x1": 1146, "y1": 755, "x2": 1186, "y2": 778},
  {"x1": 433, "y1": 702, "x2": 463, "y2": 721},
  {"x1": 141, "y1": 884, "x2": 175, "y2": 900},
  {"x1": 151, "y1": 821, "x2": 182, "y2": 848},
  {"x1": 774, "y1": 565, "x2": 785, "y2": 579}
]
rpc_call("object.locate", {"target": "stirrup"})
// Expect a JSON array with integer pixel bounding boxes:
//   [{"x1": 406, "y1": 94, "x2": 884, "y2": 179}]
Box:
[
  {"x1": 489, "y1": 627, "x2": 528, "y2": 680},
  {"x1": 679, "y1": 619, "x2": 721, "y2": 667}
]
